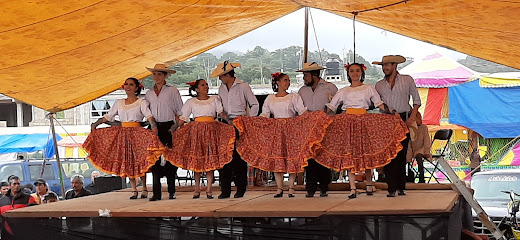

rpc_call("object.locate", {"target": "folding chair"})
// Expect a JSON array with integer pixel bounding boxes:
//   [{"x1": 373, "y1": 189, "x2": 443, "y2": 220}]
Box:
[{"x1": 425, "y1": 129, "x2": 453, "y2": 183}]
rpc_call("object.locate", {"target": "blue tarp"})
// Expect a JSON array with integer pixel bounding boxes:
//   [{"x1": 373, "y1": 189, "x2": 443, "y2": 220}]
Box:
[
  {"x1": 449, "y1": 80, "x2": 520, "y2": 138},
  {"x1": 0, "y1": 134, "x2": 62, "y2": 158}
]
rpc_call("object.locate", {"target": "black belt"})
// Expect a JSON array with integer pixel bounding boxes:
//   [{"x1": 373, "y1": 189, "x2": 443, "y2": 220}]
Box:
[{"x1": 156, "y1": 121, "x2": 175, "y2": 126}]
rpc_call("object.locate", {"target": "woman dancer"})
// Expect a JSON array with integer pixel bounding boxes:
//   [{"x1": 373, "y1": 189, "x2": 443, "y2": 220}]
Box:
[
  {"x1": 164, "y1": 79, "x2": 235, "y2": 199},
  {"x1": 319, "y1": 63, "x2": 408, "y2": 199},
  {"x1": 234, "y1": 73, "x2": 330, "y2": 198},
  {"x1": 85, "y1": 77, "x2": 164, "y2": 199}
]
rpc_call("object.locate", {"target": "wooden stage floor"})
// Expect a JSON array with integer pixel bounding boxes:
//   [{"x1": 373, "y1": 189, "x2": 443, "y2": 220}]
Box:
[{"x1": 5, "y1": 187, "x2": 460, "y2": 219}]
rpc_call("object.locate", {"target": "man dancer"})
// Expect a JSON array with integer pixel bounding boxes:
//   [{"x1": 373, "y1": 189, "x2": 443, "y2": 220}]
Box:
[
  {"x1": 212, "y1": 61, "x2": 259, "y2": 199},
  {"x1": 145, "y1": 63, "x2": 183, "y2": 201},
  {"x1": 297, "y1": 62, "x2": 338, "y2": 197},
  {"x1": 373, "y1": 55, "x2": 421, "y2": 197}
]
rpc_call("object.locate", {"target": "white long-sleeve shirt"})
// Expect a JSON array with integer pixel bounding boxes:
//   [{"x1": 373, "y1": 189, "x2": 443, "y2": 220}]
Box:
[
  {"x1": 326, "y1": 84, "x2": 384, "y2": 111},
  {"x1": 104, "y1": 98, "x2": 153, "y2": 122},
  {"x1": 179, "y1": 96, "x2": 223, "y2": 122},
  {"x1": 145, "y1": 85, "x2": 183, "y2": 122},
  {"x1": 218, "y1": 78, "x2": 259, "y2": 118},
  {"x1": 260, "y1": 93, "x2": 307, "y2": 118}
]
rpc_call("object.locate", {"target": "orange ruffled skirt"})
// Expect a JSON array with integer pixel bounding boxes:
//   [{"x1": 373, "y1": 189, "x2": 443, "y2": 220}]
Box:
[
  {"x1": 83, "y1": 126, "x2": 164, "y2": 178},
  {"x1": 234, "y1": 111, "x2": 332, "y2": 174},
  {"x1": 315, "y1": 113, "x2": 408, "y2": 173},
  {"x1": 163, "y1": 121, "x2": 235, "y2": 172}
]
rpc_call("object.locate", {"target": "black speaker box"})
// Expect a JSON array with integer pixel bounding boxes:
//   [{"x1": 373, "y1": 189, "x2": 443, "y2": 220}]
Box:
[{"x1": 94, "y1": 176, "x2": 123, "y2": 194}]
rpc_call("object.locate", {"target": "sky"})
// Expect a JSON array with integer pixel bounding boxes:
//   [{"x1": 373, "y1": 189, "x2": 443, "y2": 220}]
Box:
[{"x1": 207, "y1": 8, "x2": 467, "y2": 63}]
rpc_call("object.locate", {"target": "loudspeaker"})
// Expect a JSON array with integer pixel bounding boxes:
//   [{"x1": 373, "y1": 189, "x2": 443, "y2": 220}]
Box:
[{"x1": 94, "y1": 176, "x2": 123, "y2": 194}]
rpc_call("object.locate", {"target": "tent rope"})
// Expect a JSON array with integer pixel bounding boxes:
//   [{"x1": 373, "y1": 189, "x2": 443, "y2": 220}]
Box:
[{"x1": 308, "y1": 9, "x2": 323, "y2": 66}]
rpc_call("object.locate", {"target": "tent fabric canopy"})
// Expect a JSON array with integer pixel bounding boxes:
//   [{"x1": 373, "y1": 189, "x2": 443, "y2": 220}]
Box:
[
  {"x1": 415, "y1": 88, "x2": 448, "y2": 125},
  {"x1": 480, "y1": 72, "x2": 520, "y2": 88},
  {"x1": 0, "y1": 134, "x2": 62, "y2": 159},
  {"x1": 400, "y1": 53, "x2": 477, "y2": 88},
  {"x1": 449, "y1": 80, "x2": 520, "y2": 139},
  {"x1": 1, "y1": 0, "x2": 519, "y2": 112}
]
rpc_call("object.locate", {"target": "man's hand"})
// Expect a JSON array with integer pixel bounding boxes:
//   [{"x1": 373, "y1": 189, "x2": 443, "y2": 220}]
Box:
[
  {"x1": 169, "y1": 123, "x2": 179, "y2": 134},
  {"x1": 405, "y1": 117, "x2": 416, "y2": 127}
]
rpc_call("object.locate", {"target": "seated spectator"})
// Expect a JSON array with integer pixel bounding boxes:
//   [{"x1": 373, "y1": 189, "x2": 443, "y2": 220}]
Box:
[
  {"x1": 31, "y1": 178, "x2": 58, "y2": 204},
  {"x1": 85, "y1": 171, "x2": 101, "y2": 194},
  {"x1": 42, "y1": 192, "x2": 59, "y2": 204},
  {"x1": 64, "y1": 175, "x2": 92, "y2": 200},
  {"x1": 407, "y1": 112, "x2": 431, "y2": 183},
  {"x1": 22, "y1": 183, "x2": 34, "y2": 195},
  {"x1": 0, "y1": 175, "x2": 37, "y2": 214},
  {"x1": 0, "y1": 182, "x2": 9, "y2": 196}
]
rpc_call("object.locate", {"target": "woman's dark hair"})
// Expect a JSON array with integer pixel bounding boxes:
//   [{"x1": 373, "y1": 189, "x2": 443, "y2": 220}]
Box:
[
  {"x1": 271, "y1": 73, "x2": 287, "y2": 92},
  {"x1": 43, "y1": 192, "x2": 58, "y2": 202},
  {"x1": 126, "y1": 77, "x2": 143, "y2": 96},
  {"x1": 189, "y1": 79, "x2": 205, "y2": 97},
  {"x1": 346, "y1": 63, "x2": 366, "y2": 83}
]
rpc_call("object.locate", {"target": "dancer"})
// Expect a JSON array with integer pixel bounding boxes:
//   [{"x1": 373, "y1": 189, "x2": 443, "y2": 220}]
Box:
[
  {"x1": 85, "y1": 77, "x2": 164, "y2": 199},
  {"x1": 374, "y1": 55, "x2": 421, "y2": 197},
  {"x1": 234, "y1": 72, "x2": 331, "y2": 198},
  {"x1": 164, "y1": 79, "x2": 235, "y2": 199}
]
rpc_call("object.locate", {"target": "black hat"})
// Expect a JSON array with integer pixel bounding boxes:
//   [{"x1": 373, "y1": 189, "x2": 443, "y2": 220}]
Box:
[{"x1": 34, "y1": 178, "x2": 47, "y2": 186}]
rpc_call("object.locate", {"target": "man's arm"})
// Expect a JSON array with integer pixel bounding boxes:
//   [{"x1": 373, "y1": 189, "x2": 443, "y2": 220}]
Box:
[{"x1": 244, "y1": 85, "x2": 259, "y2": 116}]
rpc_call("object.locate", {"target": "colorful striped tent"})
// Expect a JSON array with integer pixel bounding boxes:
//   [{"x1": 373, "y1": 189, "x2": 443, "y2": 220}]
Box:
[
  {"x1": 401, "y1": 53, "x2": 478, "y2": 125},
  {"x1": 480, "y1": 72, "x2": 520, "y2": 88},
  {"x1": 497, "y1": 142, "x2": 520, "y2": 166}
]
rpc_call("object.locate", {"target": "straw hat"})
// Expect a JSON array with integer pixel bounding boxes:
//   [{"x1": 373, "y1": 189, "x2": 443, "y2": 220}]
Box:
[
  {"x1": 296, "y1": 62, "x2": 325, "y2": 72},
  {"x1": 211, "y1": 61, "x2": 241, "y2": 78},
  {"x1": 408, "y1": 121, "x2": 418, "y2": 142},
  {"x1": 146, "y1": 63, "x2": 176, "y2": 74},
  {"x1": 372, "y1": 55, "x2": 406, "y2": 65}
]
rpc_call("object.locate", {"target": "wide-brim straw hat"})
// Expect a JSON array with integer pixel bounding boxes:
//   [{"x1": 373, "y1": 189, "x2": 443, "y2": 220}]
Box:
[
  {"x1": 146, "y1": 63, "x2": 176, "y2": 74},
  {"x1": 211, "y1": 61, "x2": 241, "y2": 78},
  {"x1": 372, "y1": 55, "x2": 406, "y2": 65},
  {"x1": 408, "y1": 121, "x2": 418, "y2": 142},
  {"x1": 296, "y1": 62, "x2": 325, "y2": 72}
]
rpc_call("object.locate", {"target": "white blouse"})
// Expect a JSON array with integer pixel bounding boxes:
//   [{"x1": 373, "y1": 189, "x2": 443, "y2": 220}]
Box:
[
  {"x1": 326, "y1": 84, "x2": 384, "y2": 111},
  {"x1": 179, "y1": 96, "x2": 224, "y2": 122},
  {"x1": 260, "y1": 93, "x2": 307, "y2": 119},
  {"x1": 104, "y1": 98, "x2": 153, "y2": 122}
]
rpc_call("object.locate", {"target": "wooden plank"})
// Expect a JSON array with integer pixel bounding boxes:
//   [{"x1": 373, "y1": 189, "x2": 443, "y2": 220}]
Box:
[
  {"x1": 112, "y1": 191, "x2": 268, "y2": 217},
  {"x1": 214, "y1": 192, "x2": 347, "y2": 218},
  {"x1": 4, "y1": 192, "x2": 134, "y2": 218},
  {"x1": 326, "y1": 190, "x2": 459, "y2": 215}
]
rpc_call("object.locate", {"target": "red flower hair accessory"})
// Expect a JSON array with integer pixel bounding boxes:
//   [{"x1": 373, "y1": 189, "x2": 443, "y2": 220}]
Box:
[
  {"x1": 345, "y1": 63, "x2": 367, "y2": 71},
  {"x1": 271, "y1": 72, "x2": 282, "y2": 79},
  {"x1": 186, "y1": 81, "x2": 197, "y2": 86}
]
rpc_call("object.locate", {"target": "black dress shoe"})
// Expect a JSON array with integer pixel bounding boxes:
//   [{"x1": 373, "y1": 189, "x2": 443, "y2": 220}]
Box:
[
  {"x1": 398, "y1": 190, "x2": 406, "y2": 196},
  {"x1": 234, "y1": 192, "x2": 245, "y2": 198},
  {"x1": 274, "y1": 189, "x2": 284, "y2": 198},
  {"x1": 206, "y1": 193, "x2": 214, "y2": 199},
  {"x1": 218, "y1": 194, "x2": 230, "y2": 199},
  {"x1": 305, "y1": 192, "x2": 315, "y2": 198},
  {"x1": 149, "y1": 196, "x2": 161, "y2": 201},
  {"x1": 348, "y1": 189, "x2": 357, "y2": 199},
  {"x1": 320, "y1": 191, "x2": 328, "y2": 197},
  {"x1": 386, "y1": 192, "x2": 396, "y2": 198},
  {"x1": 169, "y1": 193, "x2": 176, "y2": 199}
]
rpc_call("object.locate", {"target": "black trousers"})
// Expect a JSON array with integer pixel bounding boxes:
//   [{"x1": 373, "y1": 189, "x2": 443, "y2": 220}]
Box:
[
  {"x1": 384, "y1": 112, "x2": 410, "y2": 193},
  {"x1": 305, "y1": 159, "x2": 331, "y2": 193},
  {"x1": 218, "y1": 126, "x2": 248, "y2": 196},
  {"x1": 151, "y1": 121, "x2": 177, "y2": 198}
]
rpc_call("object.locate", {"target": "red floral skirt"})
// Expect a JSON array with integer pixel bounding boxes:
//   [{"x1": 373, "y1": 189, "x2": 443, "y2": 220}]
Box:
[
  {"x1": 233, "y1": 111, "x2": 332, "y2": 173},
  {"x1": 83, "y1": 126, "x2": 164, "y2": 178},
  {"x1": 163, "y1": 121, "x2": 235, "y2": 172},
  {"x1": 315, "y1": 113, "x2": 408, "y2": 173}
]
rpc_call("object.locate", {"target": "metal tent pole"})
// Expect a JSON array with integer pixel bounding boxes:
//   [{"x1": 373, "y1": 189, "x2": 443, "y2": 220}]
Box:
[{"x1": 49, "y1": 114, "x2": 66, "y2": 196}]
